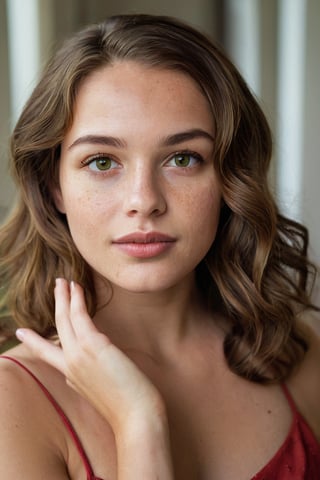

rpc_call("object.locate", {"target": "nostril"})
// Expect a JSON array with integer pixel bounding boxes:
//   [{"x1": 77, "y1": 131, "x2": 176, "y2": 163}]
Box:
[{"x1": 124, "y1": 188, "x2": 167, "y2": 217}]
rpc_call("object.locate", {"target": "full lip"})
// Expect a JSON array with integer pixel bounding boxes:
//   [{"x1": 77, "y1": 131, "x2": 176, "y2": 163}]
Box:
[{"x1": 113, "y1": 231, "x2": 176, "y2": 244}]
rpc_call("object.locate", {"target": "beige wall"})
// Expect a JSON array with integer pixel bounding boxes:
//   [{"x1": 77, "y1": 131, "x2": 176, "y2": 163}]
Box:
[
  {"x1": 0, "y1": 0, "x2": 14, "y2": 218},
  {"x1": 51, "y1": 0, "x2": 219, "y2": 40},
  {"x1": 302, "y1": 0, "x2": 320, "y2": 299}
]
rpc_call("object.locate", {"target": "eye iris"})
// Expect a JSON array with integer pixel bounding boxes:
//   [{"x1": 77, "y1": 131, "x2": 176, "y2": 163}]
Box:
[
  {"x1": 175, "y1": 154, "x2": 190, "y2": 167},
  {"x1": 96, "y1": 157, "x2": 111, "y2": 170}
]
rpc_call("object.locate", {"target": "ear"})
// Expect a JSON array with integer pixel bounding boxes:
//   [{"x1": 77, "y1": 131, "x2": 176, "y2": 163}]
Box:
[{"x1": 51, "y1": 185, "x2": 66, "y2": 214}]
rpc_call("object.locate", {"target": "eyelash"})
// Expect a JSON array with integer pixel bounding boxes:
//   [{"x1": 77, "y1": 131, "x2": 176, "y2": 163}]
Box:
[
  {"x1": 165, "y1": 150, "x2": 204, "y2": 168},
  {"x1": 80, "y1": 153, "x2": 119, "y2": 171},
  {"x1": 80, "y1": 150, "x2": 204, "y2": 173}
]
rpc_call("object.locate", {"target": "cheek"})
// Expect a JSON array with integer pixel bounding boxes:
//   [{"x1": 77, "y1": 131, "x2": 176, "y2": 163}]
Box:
[
  {"x1": 60, "y1": 186, "x2": 108, "y2": 240},
  {"x1": 61, "y1": 178, "x2": 107, "y2": 218},
  {"x1": 182, "y1": 183, "x2": 221, "y2": 237}
]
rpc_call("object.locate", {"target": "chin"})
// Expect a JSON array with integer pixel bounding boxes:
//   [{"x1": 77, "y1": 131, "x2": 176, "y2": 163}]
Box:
[
  {"x1": 117, "y1": 281, "x2": 175, "y2": 294},
  {"x1": 112, "y1": 270, "x2": 195, "y2": 295}
]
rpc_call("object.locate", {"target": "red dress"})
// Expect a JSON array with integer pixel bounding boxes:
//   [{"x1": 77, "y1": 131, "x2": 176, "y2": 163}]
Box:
[
  {"x1": 1, "y1": 355, "x2": 320, "y2": 479},
  {"x1": 252, "y1": 384, "x2": 320, "y2": 479}
]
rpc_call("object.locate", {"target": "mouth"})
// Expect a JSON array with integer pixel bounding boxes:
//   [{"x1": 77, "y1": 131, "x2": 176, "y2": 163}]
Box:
[
  {"x1": 113, "y1": 232, "x2": 176, "y2": 244},
  {"x1": 112, "y1": 232, "x2": 176, "y2": 258}
]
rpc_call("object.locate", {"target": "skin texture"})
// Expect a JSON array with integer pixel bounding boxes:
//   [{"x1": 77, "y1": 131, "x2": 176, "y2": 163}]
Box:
[
  {"x1": 55, "y1": 62, "x2": 221, "y2": 295},
  {"x1": 0, "y1": 62, "x2": 319, "y2": 480}
]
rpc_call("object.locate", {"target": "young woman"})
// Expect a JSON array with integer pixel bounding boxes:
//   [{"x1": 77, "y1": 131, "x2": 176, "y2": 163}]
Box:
[{"x1": 0, "y1": 14, "x2": 319, "y2": 480}]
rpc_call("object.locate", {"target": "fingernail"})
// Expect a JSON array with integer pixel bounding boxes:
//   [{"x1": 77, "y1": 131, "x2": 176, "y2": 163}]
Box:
[
  {"x1": 70, "y1": 280, "x2": 75, "y2": 292},
  {"x1": 55, "y1": 277, "x2": 63, "y2": 287},
  {"x1": 16, "y1": 328, "x2": 26, "y2": 341}
]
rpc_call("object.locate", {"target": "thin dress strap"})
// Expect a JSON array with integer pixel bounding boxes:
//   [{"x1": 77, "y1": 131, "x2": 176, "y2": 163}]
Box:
[
  {"x1": 0, "y1": 355, "x2": 102, "y2": 480},
  {"x1": 281, "y1": 383, "x2": 299, "y2": 416}
]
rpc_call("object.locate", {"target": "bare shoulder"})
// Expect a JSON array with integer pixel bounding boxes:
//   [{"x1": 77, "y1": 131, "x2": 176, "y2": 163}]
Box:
[
  {"x1": 0, "y1": 345, "x2": 69, "y2": 478},
  {"x1": 287, "y1": 311, "x2": 320, "y2": 440}
]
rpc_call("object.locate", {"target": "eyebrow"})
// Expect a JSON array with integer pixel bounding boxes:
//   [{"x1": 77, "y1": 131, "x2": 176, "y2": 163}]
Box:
[
  {"x1": 67, "y1": 128, "x2": 214, "y2": 150},
  {"x1": 68, "y1": 134, "x2": 125, "y2": 150},
  {"x1": 161, "y1": 128, "x2": 214, "y2": 146}
]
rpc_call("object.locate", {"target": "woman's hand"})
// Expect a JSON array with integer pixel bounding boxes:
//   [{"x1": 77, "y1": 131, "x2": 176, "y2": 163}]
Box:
[
  {"x1": 16, "y1": 278, "x2": 174, "y2": 478},
  {"x1": 16, "y1": 278, "x2": 164, "y2": 435}
]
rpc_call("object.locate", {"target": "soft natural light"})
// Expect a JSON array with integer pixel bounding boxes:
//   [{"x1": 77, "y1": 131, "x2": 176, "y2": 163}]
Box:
[
  {"x1": 224, "y1": 0, "x2": 261, "y2": 97},
  {"x1": 277, "y1": 0, "x2": 307, "y2": 221},
  {"x1": 6, "y1": 0, "x2": 41, "y2": 126}
]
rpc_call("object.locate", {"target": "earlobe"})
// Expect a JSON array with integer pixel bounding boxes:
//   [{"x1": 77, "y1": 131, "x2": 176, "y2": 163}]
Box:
[{"x1": 52, "y1": 186, "x2": 66, "y2": 214}]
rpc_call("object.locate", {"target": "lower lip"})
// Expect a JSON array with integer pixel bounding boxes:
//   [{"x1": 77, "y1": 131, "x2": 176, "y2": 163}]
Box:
[{"x1": 113, "y1": 241, "x2": 175, "y2": 258}]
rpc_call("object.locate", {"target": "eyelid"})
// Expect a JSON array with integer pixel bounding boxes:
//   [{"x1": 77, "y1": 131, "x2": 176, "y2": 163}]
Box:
[
  {"x1": 79, "y1": 150, "x2": 204, "y2": 170},
  {"x1": 165, "y1": 150, "x2": 204, "y2": 165},
  {"x1": 80, "y1": 152, "x2": 117, "y2": 166}
]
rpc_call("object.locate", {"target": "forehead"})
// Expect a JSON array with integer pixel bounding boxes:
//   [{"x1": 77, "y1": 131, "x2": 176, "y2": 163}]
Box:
[
  {"x1": 79, "y1": 61, "x2": 210, "y2": 114},
  {"x1": 67, "y1": 62, "x2": 214, "y2": 134}
]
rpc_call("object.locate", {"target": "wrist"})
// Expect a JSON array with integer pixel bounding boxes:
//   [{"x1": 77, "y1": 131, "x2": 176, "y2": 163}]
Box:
[
  {"x1": 116, "y1": 408, "x2": 174, "y2": 480},
  {"x1": 116, "y1": 393, "x2": 169, "y2": 442}
]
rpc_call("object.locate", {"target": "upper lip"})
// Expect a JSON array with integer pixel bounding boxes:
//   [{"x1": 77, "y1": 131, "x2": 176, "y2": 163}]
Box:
[{"x1": 113, "y1": 232, "x2": 176, "y2": 243}]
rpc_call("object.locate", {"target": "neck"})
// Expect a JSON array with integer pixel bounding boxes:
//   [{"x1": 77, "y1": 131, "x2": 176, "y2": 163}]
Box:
[{"x1": 93, "y1": 273, "x2": 208, "y2": 357}]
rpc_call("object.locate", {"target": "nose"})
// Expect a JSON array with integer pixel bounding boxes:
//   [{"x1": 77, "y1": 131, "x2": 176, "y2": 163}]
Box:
[{"x1": 123, "y1": 162, "x2": 167, "y2": 218}]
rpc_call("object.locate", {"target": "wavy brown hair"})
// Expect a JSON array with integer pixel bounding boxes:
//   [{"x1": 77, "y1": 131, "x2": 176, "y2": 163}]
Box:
[{"x1": 0, "y1": 14, "x2": 318, "y2": 380}]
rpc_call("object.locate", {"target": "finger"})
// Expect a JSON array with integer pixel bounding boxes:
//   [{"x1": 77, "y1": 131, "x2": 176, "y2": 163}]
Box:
[
  {"x1": 54, "y1": 278, "x2": 76, "y2": 347},
  {"x1": 16, "y1": 328, "x2": 66, "y2": 374},
  {"x1": 69, "y1": 281, "x2": 100, "y2": 340}
]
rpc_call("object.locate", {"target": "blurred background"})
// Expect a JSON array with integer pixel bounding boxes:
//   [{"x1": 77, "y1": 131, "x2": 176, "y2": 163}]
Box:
[{"x1": 0, "y1": 0, "x2": 319, "y2": 301}]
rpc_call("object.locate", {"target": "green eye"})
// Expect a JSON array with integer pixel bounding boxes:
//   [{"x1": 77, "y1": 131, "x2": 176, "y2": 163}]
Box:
[
  {"x1": 167, "y1": 152, "x2": 202, "y2": 168},
  {"x1": 86, "y1": 155, "x2": 118, "y2": 172},
  {"x1": 174, "y1": 154, "x2": 192, "y2": 167},
  {"x1": 93, "y1": 157, "x2": 112, "y2": 170}
]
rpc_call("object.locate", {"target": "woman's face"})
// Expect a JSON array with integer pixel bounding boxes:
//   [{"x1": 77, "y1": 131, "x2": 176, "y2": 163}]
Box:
[{"x1": 55, "y1": 62, "x2": 222, "y2": 293}]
